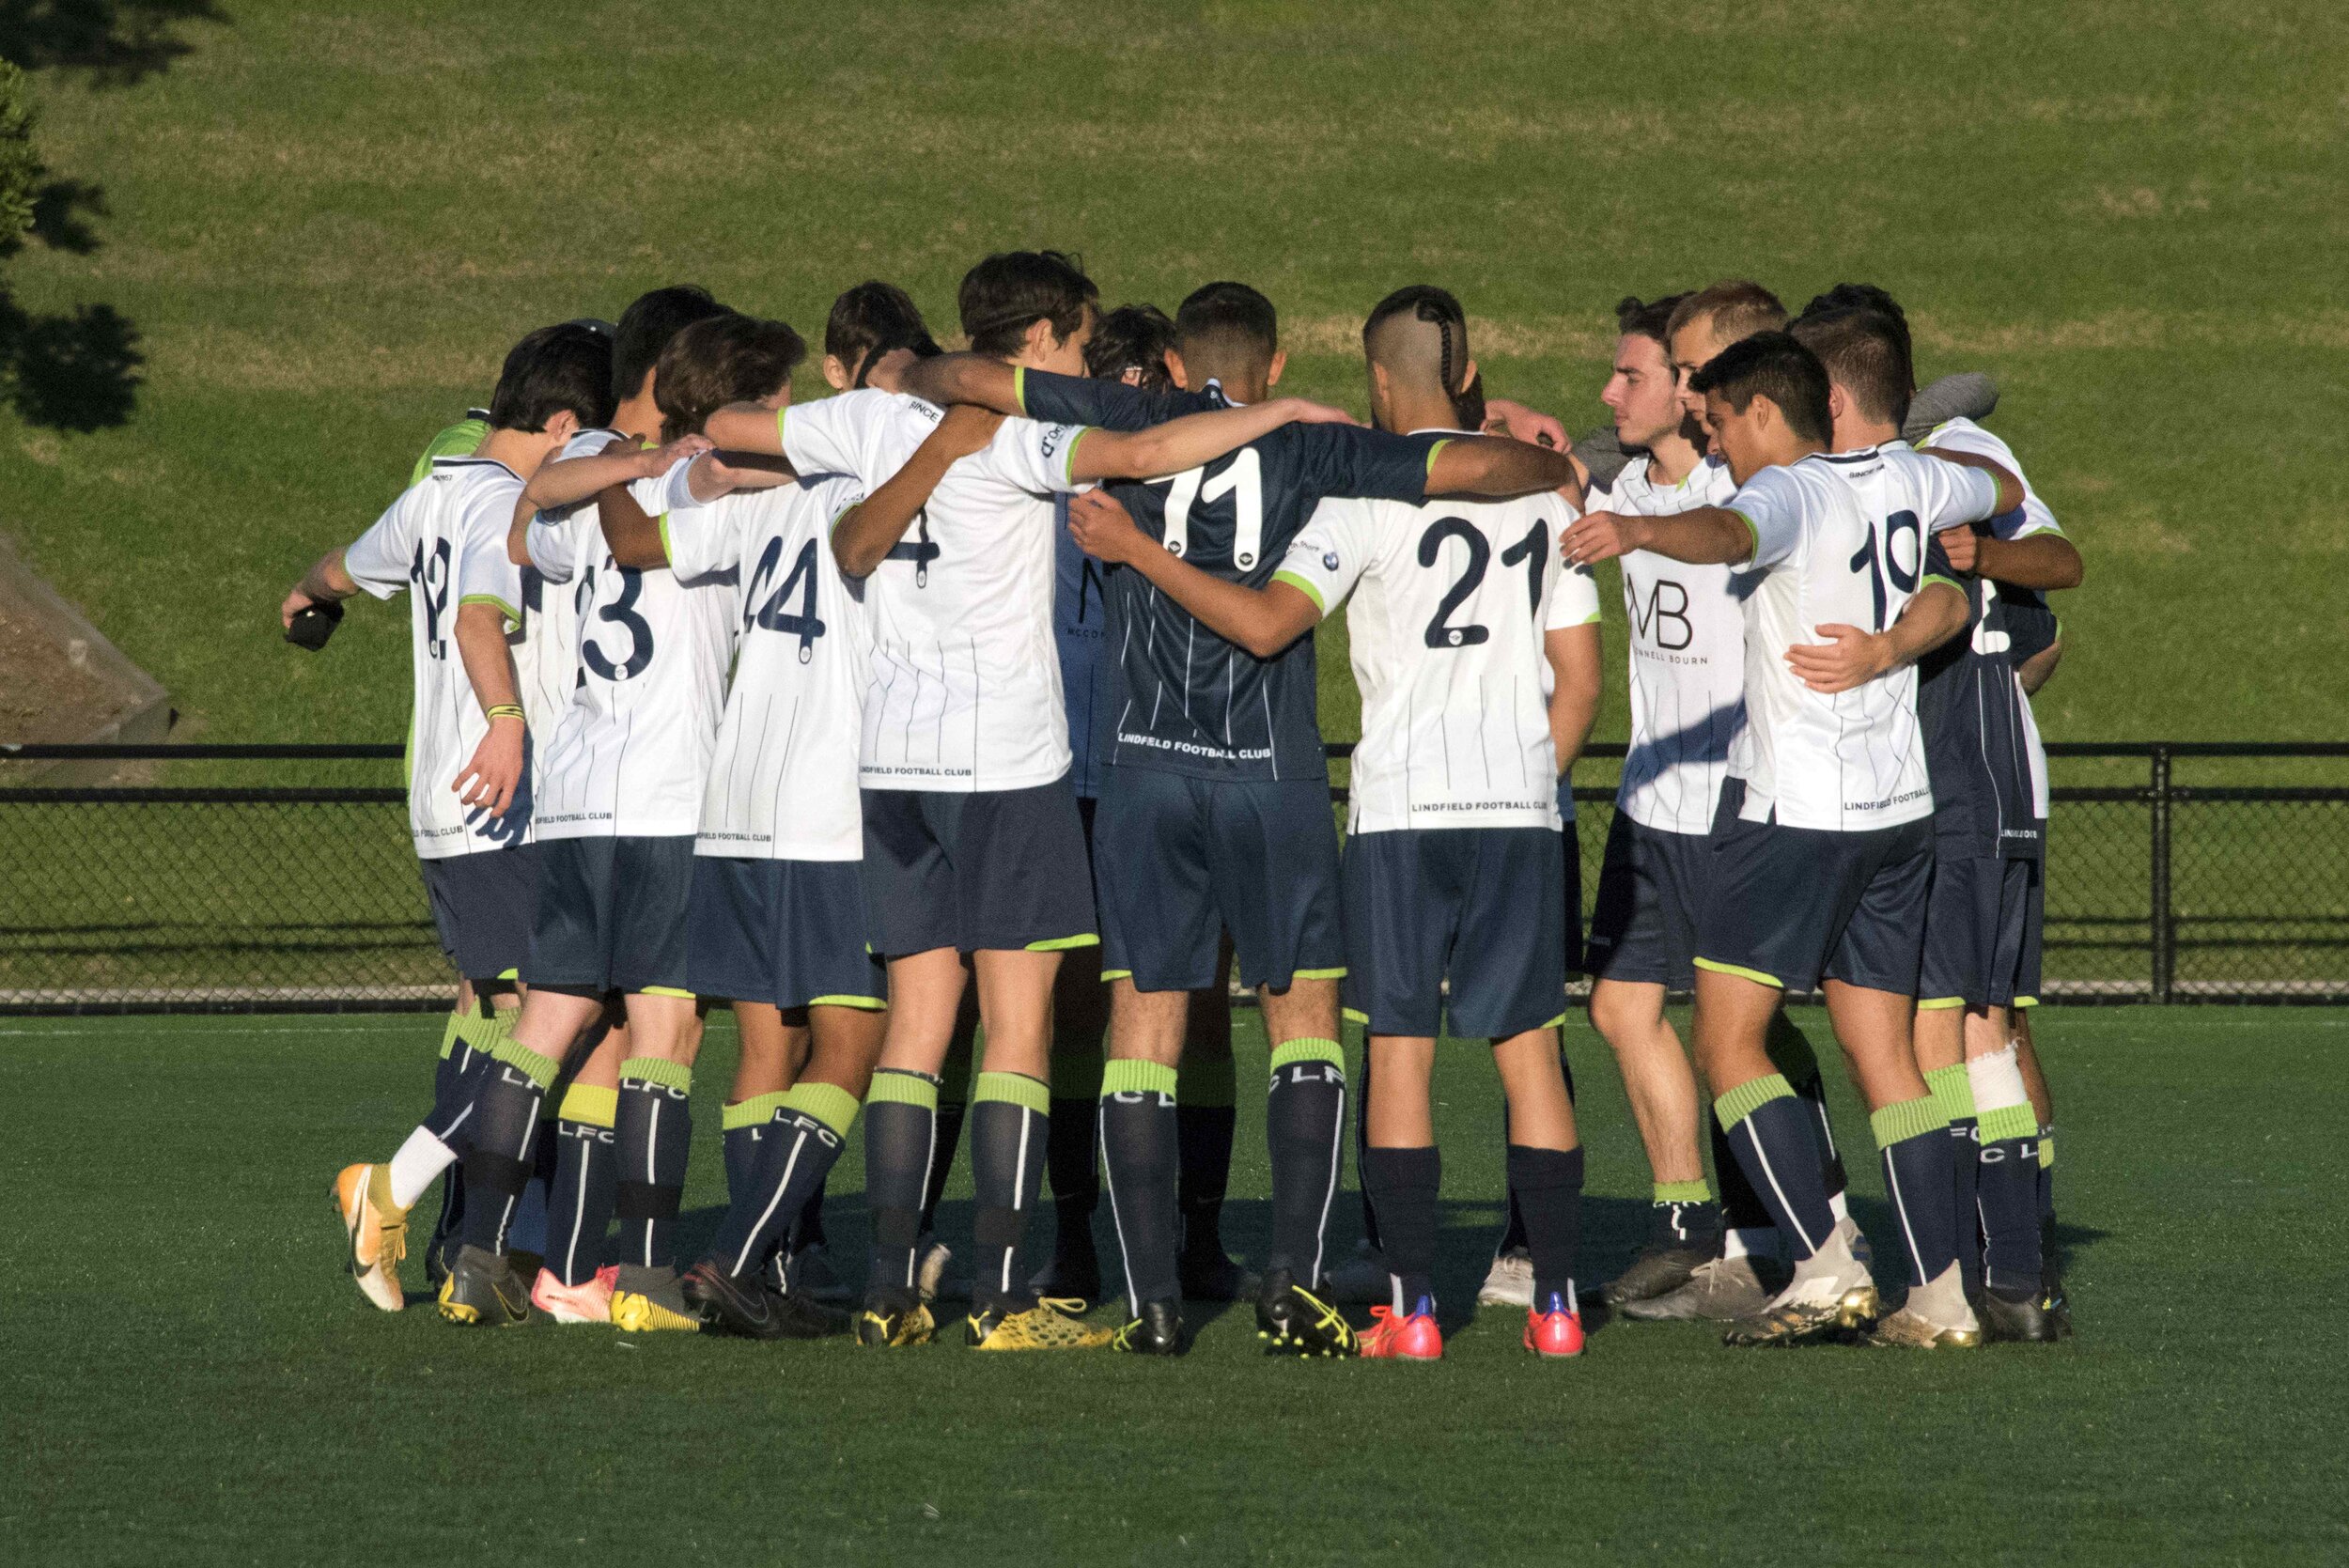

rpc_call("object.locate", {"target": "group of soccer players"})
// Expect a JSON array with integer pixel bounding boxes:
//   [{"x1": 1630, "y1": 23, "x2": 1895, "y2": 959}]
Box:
[{"x1": 295, "y1": 251, "x2": 2079, "y2": 1359}]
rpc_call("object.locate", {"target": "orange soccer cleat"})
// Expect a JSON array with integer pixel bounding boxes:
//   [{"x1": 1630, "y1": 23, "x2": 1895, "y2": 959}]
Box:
[
  {"x1": 1523, "y1": 1303, "x2": 1586, "y2": 1358},
  {"x1": 1359, "y1": 1303, "x2": 1443, "y2": 1360}
]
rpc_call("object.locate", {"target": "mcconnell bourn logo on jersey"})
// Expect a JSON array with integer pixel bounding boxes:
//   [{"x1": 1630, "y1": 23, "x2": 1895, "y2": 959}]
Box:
[{"x1": 1629, "y1": 578, "x2": 1693, "y2": 651}]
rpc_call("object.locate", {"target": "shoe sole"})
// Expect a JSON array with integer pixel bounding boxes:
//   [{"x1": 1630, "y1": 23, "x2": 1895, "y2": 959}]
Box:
[{"x1": 1725, "y1": 1285, "x2": 1878, "y2": 1348}]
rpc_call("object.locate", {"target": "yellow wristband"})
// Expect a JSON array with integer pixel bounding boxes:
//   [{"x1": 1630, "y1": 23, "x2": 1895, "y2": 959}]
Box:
[{"x1": 485, "y1": 705, "x2": 525, "y2": 722}]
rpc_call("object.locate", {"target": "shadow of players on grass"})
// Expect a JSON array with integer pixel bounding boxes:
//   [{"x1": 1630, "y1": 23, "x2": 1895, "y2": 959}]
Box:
[{"x1": 0, "y1": 0, "x2": 228, "y2": 86}]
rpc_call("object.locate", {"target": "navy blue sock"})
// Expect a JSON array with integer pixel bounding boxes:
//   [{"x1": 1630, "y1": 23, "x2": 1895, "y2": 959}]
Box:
[
  {"x1": 613, "y1": 1059, "x2": 693, "y2": 1271},
  {"x1": 1875, "y1": 1097, "x2": 1959, "y2": 1290},
  {"x1": 1266, "y1": 1039, "x2": 1347, "y2": 1286},
  {"x1": 1716, "y1": 1077, "x2": 1835, "y2": 1261},
  {"x1": 863, "y1": 1070, "x2": 939, "y2": 1296},
  {"x1": 1099, "y1": 1061, "x2": 1181, "y2": 1312},
  {"x1": 1361, "y1": 1144, "x2": 1439, "y2": 1314},
  {"x1": 458, "y1": 1049, "x2": 552, "y2": 1255},
  {"x1": 1506, "y1": 1144, "x2": 1583, "y2": 1312}
]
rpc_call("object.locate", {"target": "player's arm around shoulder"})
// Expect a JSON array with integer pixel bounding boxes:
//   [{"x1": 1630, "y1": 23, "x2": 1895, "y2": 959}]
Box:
[
  {"x1": 1064, "y1": 489, "x2": 1319, "y2": 659},
  {"x1": 1784, "y1": 536, "x2": 1971, "y2": 694},
  {"x1": 1066, "y1": 396, "x2": 1354, "y2": 484},
  {"x1": 1562, "y1": 502, "x2": 1754, "y2": 569},
  {"x1": 832, "y1": 403, "x2": 1001, "y2": 579}
]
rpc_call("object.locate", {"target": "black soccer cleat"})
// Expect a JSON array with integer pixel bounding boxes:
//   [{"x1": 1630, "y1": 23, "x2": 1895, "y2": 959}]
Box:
[
  {"x1": 1254, "y1": 1267, "x2": 1358, "y2": 1358},
  {"x1": 1028, "y1": 1244, "x2": 1102, "y2": 1307},
  {"x1": 1600, "y1": 1241, "x2": 1718, "y2": 1306},
  {"x1": 681, "y1": 1261, "x2": 845, "y2": 1340},
  {"x1": 436, "y1": 1243, "x2": 533, "y2": 1327},
  {"x1": 1977, "y1": 1287, "x2": 2066, "y2": 1344},
  {"x1": 1110, "y1": 1298, "x2": 1189, "y2": 1357},
  {"x1": 1178, "y1": 1246, "x2": 1254, "y2": 1303}
]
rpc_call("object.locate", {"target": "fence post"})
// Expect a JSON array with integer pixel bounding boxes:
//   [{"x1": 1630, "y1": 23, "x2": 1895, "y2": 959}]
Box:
[{"x1": 2148, "y1": 744, "x2": 2173, "y2": 1003}]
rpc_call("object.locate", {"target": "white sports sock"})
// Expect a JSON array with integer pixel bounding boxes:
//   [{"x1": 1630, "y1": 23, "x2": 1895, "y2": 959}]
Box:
[
  {"x1": 1723, "y1": 1226, "x2": 1779, "y2": 1261},
  {"x1": 387, "y1": 1126, "x2": 459, "y2": 1209},
  {"x1": 1828, "y1": 1189, "x2": 1851, "y2": 1223}
]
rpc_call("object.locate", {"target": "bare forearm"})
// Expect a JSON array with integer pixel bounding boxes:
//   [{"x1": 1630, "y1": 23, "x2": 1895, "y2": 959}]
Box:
[
  {"x1": 1428, "y1": 436, "x2": 1584, "y2": 507},
  {"x1": 1545, "y1": 625, "x2": 1601, "y2": 774},
  {"x1": 835, "y1": 443, "x2": 956, "y2": 578},
  {"x1": 705, "y1": 404, "x2": 786, "y2": 456},
  {"x1": 599, "y1": 482, "x2": 667, "y2": 570},
  {"x1": 1121, "y1": 548, "x2": 1310, "y2": 658},
  {"x1": 300, "y1": 549, "x2": 358, "y2": 604},
  {"x1": 1631, "y1": 507, "x2": 1753, "y2": 566},
  {"x1": 524, "y1": 452, "x2": 643, "y2": 512},
  {"x1": 901, "y1": 354, "x2": 1022, "y2": 415},
  {"x1": 1074, "y1": 402, "x2": 1297, "y2": 482},
  {"x1": 453, "y1": 602, "x2": 521, "y2": 714},
  {"x1": 1977, "y1": 534, "x2": 2083, "y2": 591},
  {"x1": 2017, "y1": 637, "x2": 2062, "y2": 696},
  {"x1": 1888, "y1": 581, "x2": 1969, "y2": 664}
]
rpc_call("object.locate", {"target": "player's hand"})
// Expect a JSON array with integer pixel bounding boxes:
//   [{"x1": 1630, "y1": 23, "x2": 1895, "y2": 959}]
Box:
[
  {"x1": 453, "y1": 716, "x2": 525, "y2": 818},
  {"x1": 1560, "y1": 509, "x2": 1642, "y2": 566},
  {"x1": 281, "y1": 585, "x2": 319, "y2": 630},
  {"x1": 1785, "y1": 624, "x2": 1893, "y2": 693},
  {"x1": 700, "y1": 450, "x2": 794, "y2": 491},
  {"x1": 1483, "y1": 397, "x2": 1569, "y2": 452},
  {"x1": 1271, "y1": 397, "x2": 1360, "y2": 427},
  {"x1": 863, "y1": 347, "x2": 918, "y2": 393},
  {"x1": 1066, "y1": 489, "x2": 1148, "y2": 566},
  {"x1": 642, "y1": 433, "x2": 712, "y2": 476},
  {"x1": 1937, "y1": 525, "x2": 1982, "y2": 574},
  {"x1": 929, "y1": 403, "x2": 1004, "y2": 459}
]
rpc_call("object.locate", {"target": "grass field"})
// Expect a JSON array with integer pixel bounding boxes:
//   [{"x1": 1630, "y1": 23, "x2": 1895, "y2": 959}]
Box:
[
  {"x1": 4, "y1": 1006, "x2": 2344, "y2": 1565},
  {"x1": 3, "y1": 3, "x2": 2347, "y2": 747}
]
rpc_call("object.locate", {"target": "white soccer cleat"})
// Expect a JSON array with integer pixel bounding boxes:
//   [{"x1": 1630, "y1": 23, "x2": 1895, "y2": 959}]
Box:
[{"x1": 1477, "y1": 1246, "x2": 1535, "y2": 1308}]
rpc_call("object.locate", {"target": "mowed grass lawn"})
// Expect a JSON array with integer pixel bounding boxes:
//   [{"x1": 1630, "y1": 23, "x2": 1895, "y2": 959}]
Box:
[
  {"x1": 2, "y1": 1007, "x2": 2343, "y2": 1565},
  {"x1": 3, "y1": 2, "x2": 2346, "y2": 747}
]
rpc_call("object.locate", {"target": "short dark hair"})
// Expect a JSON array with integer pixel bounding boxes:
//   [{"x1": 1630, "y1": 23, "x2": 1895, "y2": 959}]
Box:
[
  {"x1": 1364, "y1": 284, "x2": 1481, "y2": 427},
  {"x1": 613, "y1": 286, "x2": 730, "y2": 404},
  {"x1": 1615, "y1": 292, "x2": 1689, "y2": 348},
  {"x1": 1801, "y1": 282, "x2": 1911, "y2": 362},
  {"x1": 1174, "y1": 281, "x2": 1278, "y2": 364},
  {"x1": 488, "y1": 322, "x2": 616, "y2": 433},
  {"x1": 653, "y1": 315, "x2": 806, "y2": 442},
  {"x1": 958, "y1": 250, "x2": 1097, "y2": 357},
  {"x1": 1665, "y1": 280, "x2": 1787, "y2": 348},
  {"x1": 1084, "y1": 303, "x2": 1176, "y2": 388},
  {"x1": 825, "y1": 281, "x2": 941, "y2": 387},
  {"x1": 1789, "y1": 306, "x2": 1914, "y2": 429},
  {"x1": 1687, "y1": 330, "x2": 1832, "y2": 444}
]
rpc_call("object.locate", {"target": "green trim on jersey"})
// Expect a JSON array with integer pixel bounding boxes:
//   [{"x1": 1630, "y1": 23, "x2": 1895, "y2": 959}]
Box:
[
  {"x1": 1058, "y1": 427, "x2": 1089, "y2": 488},
  {"x1": 1918, "y1": 996, "x2": 1968, "y2": 1011},
  {"x1": 459, "y1": 591, "x2": 521, "y2": 629},
  {"x1": 637, "y1": 985, "x2": 695, "y2": 1000},
  {"x1": 1272, "y1": 568, "x2": 1327, "y2": 614},
  {"x1": 1012, "y1": 365, "x2": 1029, "y2": 415},
  {"x1": 825, "y1": 500, "x2": 861, "y2": 537},
  {"x1": 1557, "y1": 608, "x2": 1601, "y2": 627},
  {"x1": 1423, "y1": 438, "x2": 1451, "y2": 479},
  {"x1": 1728, "y1": 508, "x2": 1762, "y2": 559},
  {"x1": 1920, "y1": 572, "x2": 1964, "y2": 596},
  {"x1": 1290, "y1": 967, "x2": 1347, "y2": 981},
  {"x1": 658, "y1": 511, "x2": 675, "y2": 564}
]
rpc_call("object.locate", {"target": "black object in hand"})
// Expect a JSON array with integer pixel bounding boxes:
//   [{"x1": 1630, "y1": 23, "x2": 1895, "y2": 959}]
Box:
[{"x1": 286, "y1": 600, "x2": 345, "y2": 651}]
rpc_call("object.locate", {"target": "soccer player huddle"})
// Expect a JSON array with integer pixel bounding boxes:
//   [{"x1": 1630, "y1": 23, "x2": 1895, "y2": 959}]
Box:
[{"x1": 296, "y1": 254, "x2": 2080, "y2": 1360}]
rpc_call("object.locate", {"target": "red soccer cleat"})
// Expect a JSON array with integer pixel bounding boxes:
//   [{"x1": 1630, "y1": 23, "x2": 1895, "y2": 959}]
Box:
[
  {"x1": 1359, "y1": 1304, "x2": 1443, "y2": 1360},
  {"x1": 1523, "y1": 1303, "x2": 1586, "y2": 1358}
]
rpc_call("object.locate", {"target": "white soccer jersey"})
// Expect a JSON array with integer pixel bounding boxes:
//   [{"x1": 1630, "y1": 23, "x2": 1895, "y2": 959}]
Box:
[
  {"x1": 779, "y1": 390, "x2": 1089, "y2": 792},
  {"x1": 342, "y1": 458, "x2": 533, "y2": 860},
  {"x1": 526, "y1": 458, "x2": 737, "y2": 839},
  {"x1": 663, "y1": 473, "x2": 875, "y2": 862},
  {"x1": 1918, "y1": 416, "x2": 2061, "y2": 816},
  {"x1": 1603, "y1": 454, "x2": 1748, "y2": 834},
  {"x1": 1724, "y1": 446, "x2": 1999, "y2": 831},
  {"x1": 514, "y1": 428, "x2": 619, "y2": 753},
  {"x1": 1280, "y1": 462, "x2": 1586, "y2": 834}
]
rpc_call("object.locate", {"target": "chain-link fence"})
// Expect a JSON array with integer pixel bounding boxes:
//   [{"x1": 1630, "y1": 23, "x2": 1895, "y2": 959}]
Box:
[{"x1": 3, "y1": 742, "x2": 2344, "y2": 1012}]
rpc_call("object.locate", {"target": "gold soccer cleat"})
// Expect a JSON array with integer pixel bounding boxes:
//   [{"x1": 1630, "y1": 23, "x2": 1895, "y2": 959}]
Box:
[{"x1": 332, "y1": 1162, "x2": 409, "y2": 1312}]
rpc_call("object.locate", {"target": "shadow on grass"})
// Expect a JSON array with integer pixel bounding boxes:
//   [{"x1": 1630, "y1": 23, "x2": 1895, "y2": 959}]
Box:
[{"x1": 0, "y1": 0, "x2": 227, "y2": 87}]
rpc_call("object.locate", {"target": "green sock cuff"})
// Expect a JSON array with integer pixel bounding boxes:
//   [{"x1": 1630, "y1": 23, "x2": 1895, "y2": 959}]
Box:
[
  {"x1": 782, "y1": 1081, "x2": 861, "y2": 1139},
  {"x1": 491, "y1": 1038, "x2": 561, "y2": 1091},
  {"x1": 438, "y1": 1012, "x2": 465, "y2": 1061},
  {"x1": 1714, "y1": 1073, "x2": 1794, "y2": 1129},
  {"x1": 1183, "y1": 1054, "x2": 1237, "y2": 1107},
  {"x1": 1269, "y1": 1037, "x2": 1345, "y2": 1073},
  {"x1": 1979, "y1": 1102, "x2": 2040, "y2": 1143},
  {"x1": 558, "y1": 1082, "x2": 618, "y2": 1128},
  {"x1": 721, "y1": 1091, "x2": 788, "y2": 1131},
  {"x1": 1924, "y1": 1063, "x2": 1976, "y2": 1122},
  {"x1": 866, "y1": 1069, "x2": 940, "y2": 1111},
  {"x1": 2039, "y1": 1127, "x2": 2056, "y2": 1170},
  {"x1": 1654, "y1": 1179, "x2": 1714, "y2": 1205},
  {"x1": 1870, "y1": 1094, "x2": 1948, "y2": 1149},
  {"x1": 1100, "y1": 1059, "x2": 1177, "y2": 1098},
  {"x1": 618, "y1": 1055, "x2": 692, "y2": 1094},
  {"x1": 471, "y1": 1005, "x2": 520, "y2": 1051},
  {"x1": 972, "y1": 1070, "x2": 1051, "y2": 1115}
]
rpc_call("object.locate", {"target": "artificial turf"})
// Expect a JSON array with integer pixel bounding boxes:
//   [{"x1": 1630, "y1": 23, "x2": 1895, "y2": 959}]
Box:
[{"x1": 4, "y1": 1006, "x2": 2342, "y2": 1565}]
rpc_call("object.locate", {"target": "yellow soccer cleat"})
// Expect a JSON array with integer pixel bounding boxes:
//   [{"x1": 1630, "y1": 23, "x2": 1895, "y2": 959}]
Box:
[
  {"x1": 856, "y1": 1291, "x2": 937, "y2": 1348},
  {"x1": 610, "y1": 1265, "x2": 702, "y2": 1333},
  {"x1": 966, "y1": 1297, "x2": 1113, "y2": 1351},
  {"x1": 332, "y1": 1162, "x2": 409, "y2": 1312}
]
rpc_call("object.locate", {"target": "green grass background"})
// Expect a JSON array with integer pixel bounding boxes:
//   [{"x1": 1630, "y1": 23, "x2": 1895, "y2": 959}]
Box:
[
  {"x1": 4, "y1": 1, "x2": 2345, "y2": 747},
  {"x1": 4, "y1": 1007, "x2": 2344, "y2": 1565}
]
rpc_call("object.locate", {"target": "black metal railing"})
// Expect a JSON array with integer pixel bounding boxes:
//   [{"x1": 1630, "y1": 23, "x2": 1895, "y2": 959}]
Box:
[{"x1": 3, "y1": 741, "x2": 2343, "y2": 1012}]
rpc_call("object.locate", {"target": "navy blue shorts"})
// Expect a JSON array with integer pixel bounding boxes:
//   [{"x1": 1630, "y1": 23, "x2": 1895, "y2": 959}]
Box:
[
  {"x1": 2015, "y1": 849, "x2": 2046, "y2": 1007},
  {"x1": 1560, "y1": 815, "x2": 1584, "y2": 978},
  {"x1": 1695, "y1": 813, "x2": 1936, "y2": 997},
  {"x1": 1583, "y1": 811, "x2": 1713, "y2": 988},
  {"x1": 860, "y1": 779, "x2": 1097, "y2": 957},
  {"x1": 524, "y1": 835, "x2": 693, "y2": 994},
  {"x1": 686, "y1": 856, "x2": 887, "y2": 1011},
  {"x1": 419, "y1": 845, "x2": 537, "y2": 983},
  {"x1": 1094, "y1": 766, "x2": 1344, "y2": 993},
  {"x1": 1342, "y1": 827, "x2": 1568, "y2": 1039},
  {"x1": 1920, "y1": 852, "x2": 2034, "y2": 1009}
]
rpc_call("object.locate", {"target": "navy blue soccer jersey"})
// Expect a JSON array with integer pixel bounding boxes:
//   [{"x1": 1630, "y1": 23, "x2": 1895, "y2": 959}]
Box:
[
  {"x1": 1052, "y1": 492, "x2": 1114, "y2": 798},
  {"x1": 1016, "y1": 368, "x2": 1443, "y2": 783},
  {"x1": 1917, "y1": 526, "x2": 2043, "y2": 862}
]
